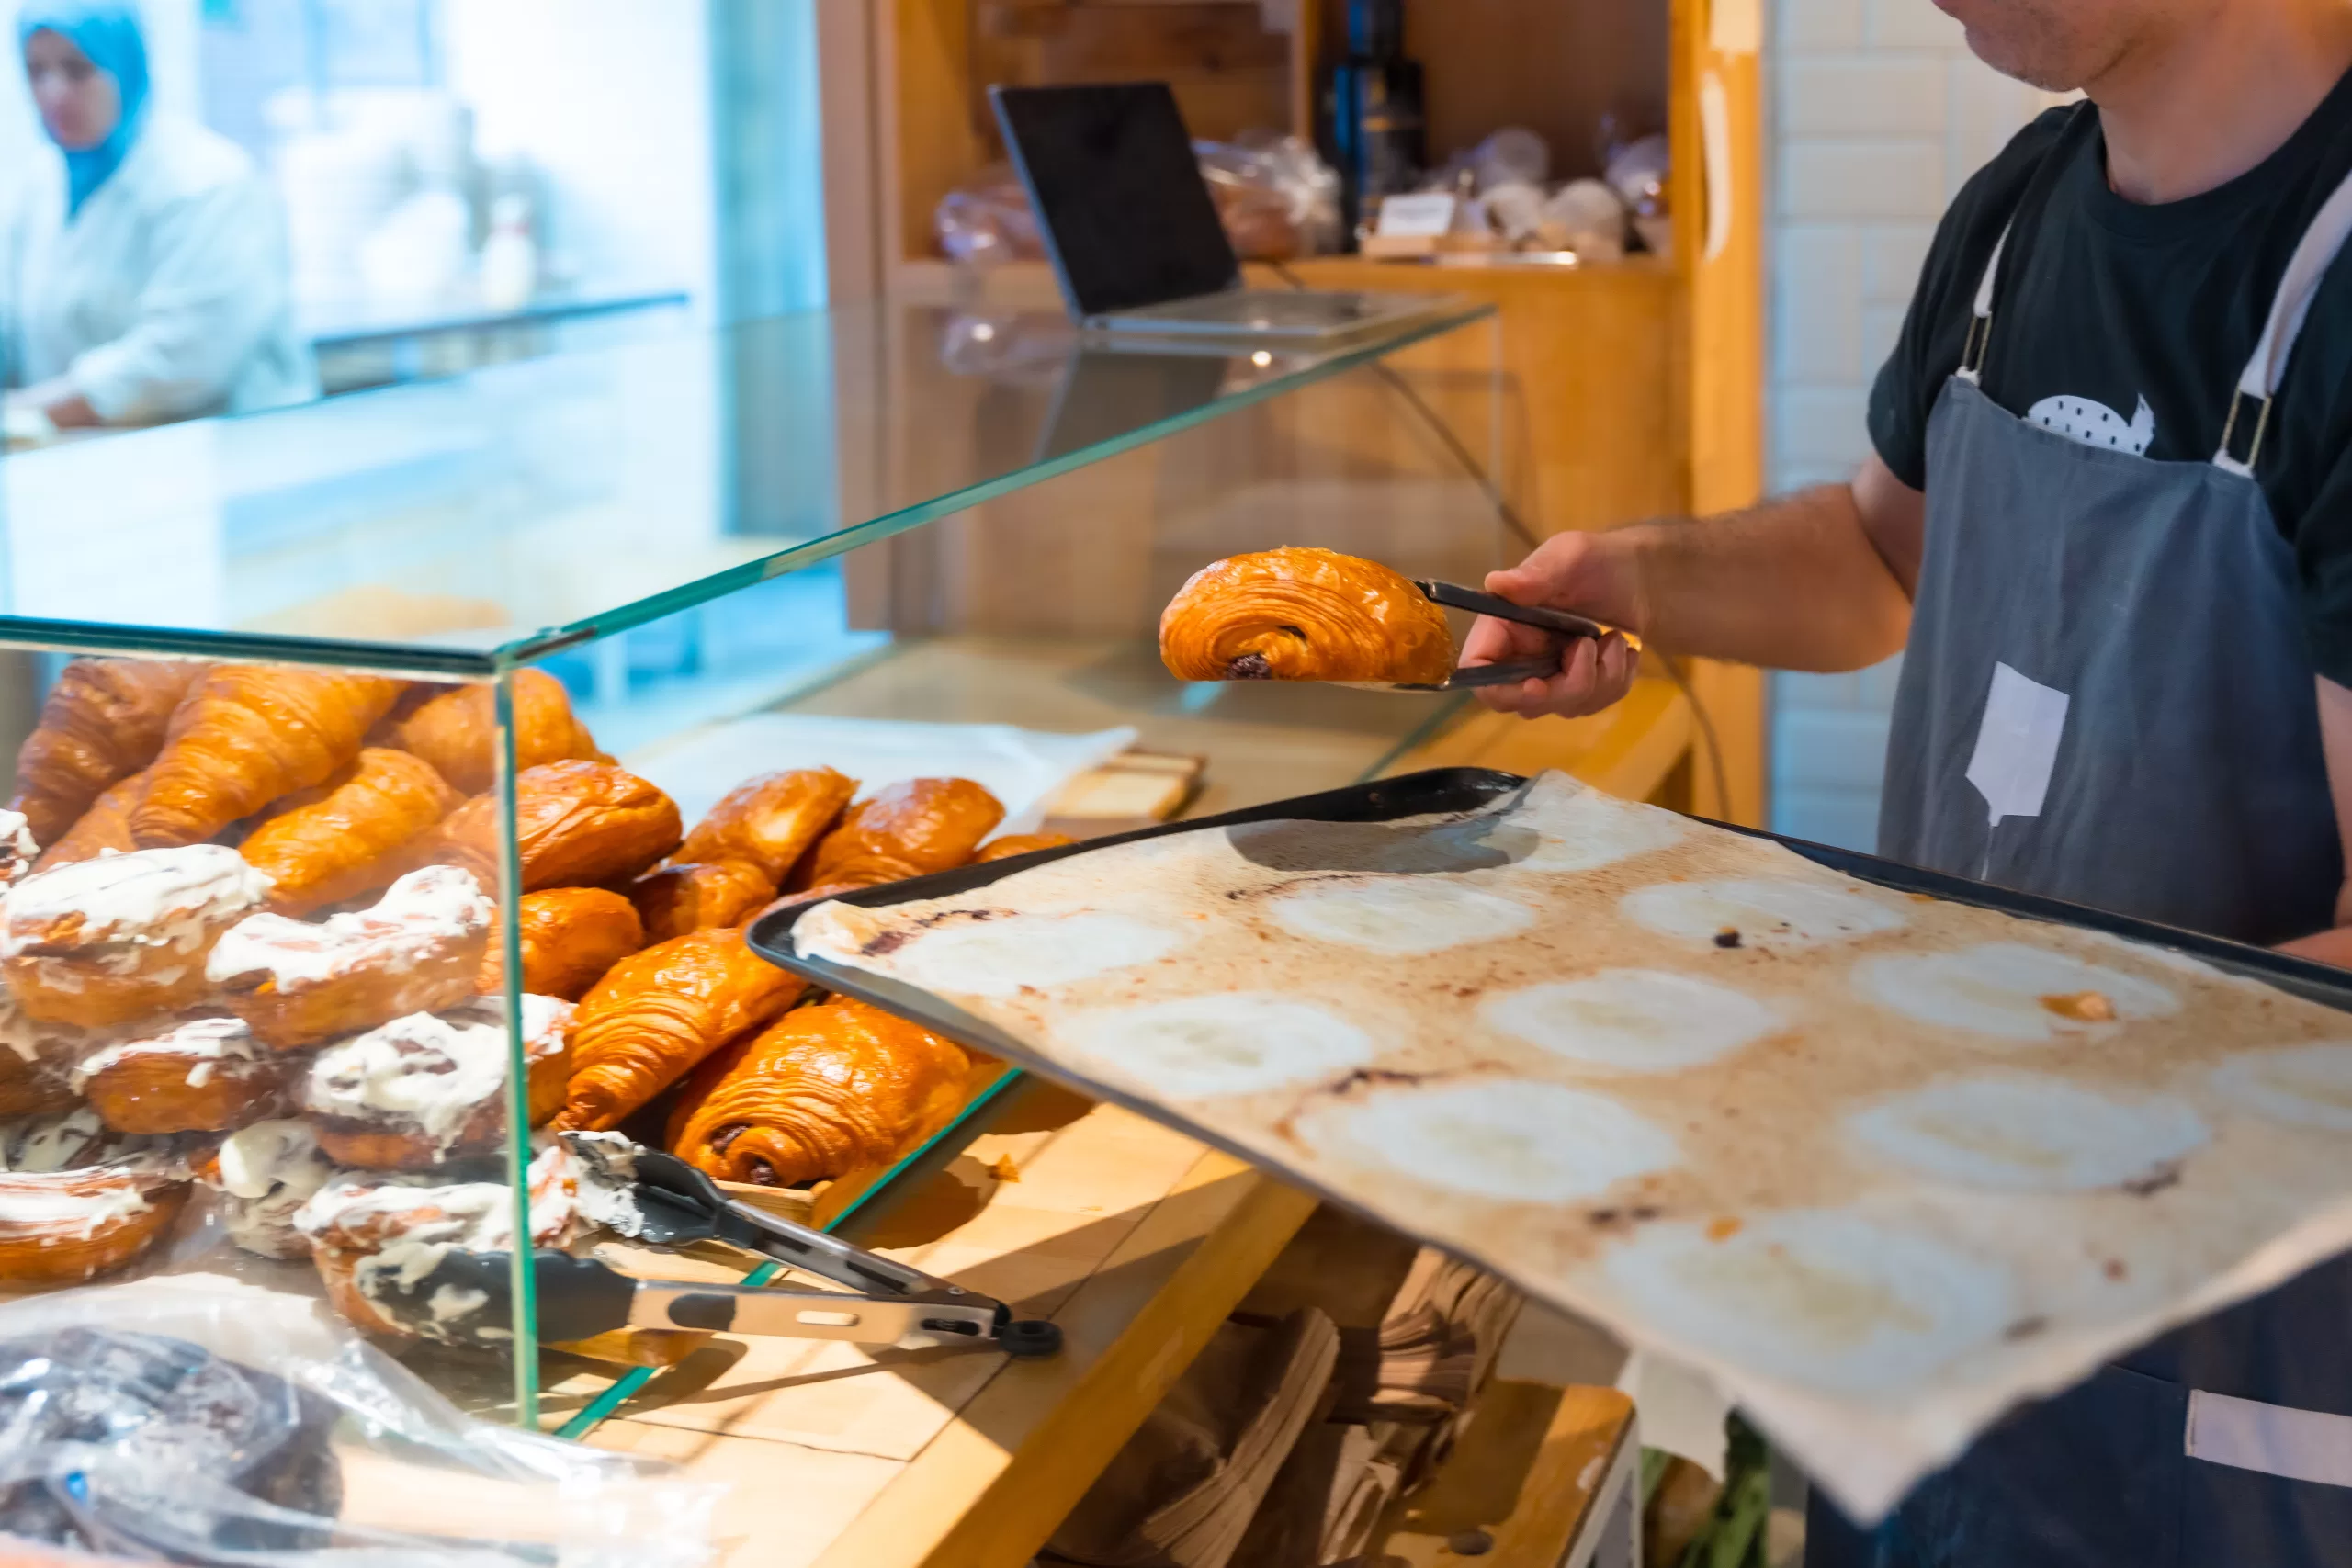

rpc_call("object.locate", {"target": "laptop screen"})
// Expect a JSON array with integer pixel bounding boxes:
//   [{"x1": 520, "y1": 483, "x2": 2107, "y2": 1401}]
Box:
[{"x1": 990, "y1": 83, "x2": 1241, "y2": 320}]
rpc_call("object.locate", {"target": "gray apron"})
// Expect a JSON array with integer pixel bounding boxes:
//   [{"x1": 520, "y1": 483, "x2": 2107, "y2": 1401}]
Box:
[{"x1": 1810, "y1": 148, "x2": 2352, "y2": 1564}]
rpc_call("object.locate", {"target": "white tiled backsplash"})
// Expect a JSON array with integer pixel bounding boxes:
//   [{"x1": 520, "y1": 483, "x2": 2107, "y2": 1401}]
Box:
[{"x1": 1767, "y1": 0, "x2": 2066, "y2": 848}]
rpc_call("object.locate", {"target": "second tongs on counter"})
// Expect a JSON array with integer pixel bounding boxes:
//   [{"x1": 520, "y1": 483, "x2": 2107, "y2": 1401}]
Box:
[{"x1": 1157, "y1": 547, "x2": 1603, "y2": 694}]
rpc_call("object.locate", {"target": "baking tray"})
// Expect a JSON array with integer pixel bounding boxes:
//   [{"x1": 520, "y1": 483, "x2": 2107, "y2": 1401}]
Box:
[{"x1": 750, "y1": 766, "x2": 2352, "y2": 1029}]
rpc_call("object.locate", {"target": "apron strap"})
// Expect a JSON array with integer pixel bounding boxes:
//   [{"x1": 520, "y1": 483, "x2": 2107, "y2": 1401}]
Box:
[
  {"x1": 1955, "y1": 224, "x2": 2013, "y2": 388},
  {"x1": 2216, "y1": 164, "x2": 2352, "y2": 475}
]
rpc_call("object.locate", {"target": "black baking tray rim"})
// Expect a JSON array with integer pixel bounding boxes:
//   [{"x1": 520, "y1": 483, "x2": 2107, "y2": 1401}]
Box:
[{"x1": 750, "y1": 765, "x2": 2352, "y2": 1021}]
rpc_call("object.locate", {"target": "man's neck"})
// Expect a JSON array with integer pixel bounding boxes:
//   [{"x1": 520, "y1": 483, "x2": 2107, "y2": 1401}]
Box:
[{"x1": 2094, "y1": 3, "x2": 2352, "y2": 203}]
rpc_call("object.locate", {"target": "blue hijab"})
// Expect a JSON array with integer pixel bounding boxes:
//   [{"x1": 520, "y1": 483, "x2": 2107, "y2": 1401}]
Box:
[{"x1": 18, "y1": 1, "x2": 150, "y2": 218}]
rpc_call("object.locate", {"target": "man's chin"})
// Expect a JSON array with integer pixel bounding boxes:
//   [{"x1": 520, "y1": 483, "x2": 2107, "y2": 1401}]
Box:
[{"x1": 1961, "y1": 28, "x2": 2084, "y2": 93}]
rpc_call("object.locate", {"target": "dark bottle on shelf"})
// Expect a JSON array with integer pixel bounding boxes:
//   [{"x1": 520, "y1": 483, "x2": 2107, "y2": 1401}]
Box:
[{"x1": 1322, "y1": 0, "x2": 1425, "y2": 244}]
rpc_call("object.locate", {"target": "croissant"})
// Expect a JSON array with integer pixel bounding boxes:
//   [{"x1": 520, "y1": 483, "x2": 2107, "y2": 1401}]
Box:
[
  {"x1": 479, "y1": 886, "x2": 645, "y2": 1000},
  {"x1": 33, "y1": 770, "x2": 142, "y2": 870},
  {"x1": 974, "y1": 831, "x2": 1077, "y2": 863},
  {"x1": 801, "y1": 779, "x2": 1004, "y2": 888},
  {"x1": 556, "y1": 926, "x2": 806, "y2": 1133},
  {"x1": 425, "y1": 761, "x2": 683, "y2": 893},
  {"x1": 390, "y1": 669, "x2": 609, "y2": 795},
  {"x1": 631, "y1": 860, "x2": 777, "y2": 943},
  {"x1": 1159, "y1": 547, "x2": 1455, "y2": 683},
  {"x1": 130, "y1": 666, "x2": 404, "y2": 848},
  {"x1": 238, "y1": 748, "x2": 462, "y2": 915},
  {"x1": 667, "y1": 997, "x2": 973, "y2": 1188},
  {"x1": 6, "y1": 658, "x2": 203, "y2": 847},
  {"x1": 674, "y1": 767, "x2": 857, "y2": 883}
]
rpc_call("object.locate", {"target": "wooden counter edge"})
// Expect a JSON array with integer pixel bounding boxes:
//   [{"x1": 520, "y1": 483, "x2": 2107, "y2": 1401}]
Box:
[{"x1": 809, "y1": 1158, "x2": 1317, "y2": 1568}]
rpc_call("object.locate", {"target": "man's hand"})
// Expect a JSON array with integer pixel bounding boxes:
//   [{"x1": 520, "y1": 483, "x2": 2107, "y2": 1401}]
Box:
[{"x1": 1460, "y1": 527, "x2": 1644, "y2": 718}]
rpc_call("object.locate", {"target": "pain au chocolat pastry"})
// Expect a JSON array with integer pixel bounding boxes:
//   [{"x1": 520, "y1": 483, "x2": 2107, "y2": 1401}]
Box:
[
  {"x1": 478, "y1": 886, "x2": 645, "y2": 1001},
  {"x1": 0, "y1": 1108, "x2": 189, "y2": 1284},
  {"x1": 1, "y1": 846, "x2": 273, "y2": 1028},
  {"x1": 675, "y1": 767, "x2": 858, "y2": 884},
  {"x1": 974, "y1": 831, "x2": 1077, "y2": 863},
  {"x1": 556, "y1": 926, "x2": 805, "y2": 1133},
  {"x1": 630, "y1": 860, "x2": 776, "y2": 943},
  {"x1": 301, "y1": 995, "x2": 573, "y2": 1169},
  {"x1": 668, "y1": 997, "x2": 974, "y2": 1189},
  {"x1": 74, "y1": 1016, "x2": 294, "y2": 1134},
  {"x1": 800, "y1": 778, "x2": 1004, "y2": 888},
  {"x1": 389, "y1": 668, "x2": 610, "y2": 795},
  {"x1": 6, "y1": 657, "x2": 203, "y2": 848},
  {"x1": 425, "y1": 760, "x2": 683, "y2": 893},
  {"x1": 33, "y1": 769, "x2": 141, "y2": 871},
  {"x1": 238, "y1": 748, "x2": 462, "y2": 916},
  {"x1": 130, "y1": 666, "x2": 405, "y2": 849},
  {"x1": 1159, "y1": 547, "x2": 1455, "y2": 684},
  {"x1": 197, "y1": 1118, "x2": 339, "y2": 1259},
  {"x1": 208, "y1": 866, "x2": 492, "y2": 1051}
]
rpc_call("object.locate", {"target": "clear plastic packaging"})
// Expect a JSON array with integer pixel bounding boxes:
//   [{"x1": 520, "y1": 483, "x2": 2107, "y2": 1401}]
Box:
[
  {"x1": 934, "y1": 164, "x2": 1046, "y2": 268},
  {"x1": 0, "y1": 1280, "x2": 719, "y2": 1566}
]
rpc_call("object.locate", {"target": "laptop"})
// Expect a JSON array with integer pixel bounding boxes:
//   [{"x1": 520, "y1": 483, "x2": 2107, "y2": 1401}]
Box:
[{"x1": 989, "y1": 82, "x2": 1442, "y2": 342}]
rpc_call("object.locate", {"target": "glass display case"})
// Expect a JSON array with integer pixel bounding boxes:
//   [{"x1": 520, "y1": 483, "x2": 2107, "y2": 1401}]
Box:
[{"x1": 0, "y1": 295, "x2": 1500, "y2": 1427}]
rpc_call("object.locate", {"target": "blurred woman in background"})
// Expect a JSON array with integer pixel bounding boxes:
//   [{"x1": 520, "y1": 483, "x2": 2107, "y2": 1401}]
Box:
[{"x1": 2, "y1": 0, "x2": 312, "y2": 431}]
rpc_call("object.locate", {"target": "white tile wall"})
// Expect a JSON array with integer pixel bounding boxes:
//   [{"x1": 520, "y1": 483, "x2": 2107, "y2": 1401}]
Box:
[{"x1": 1765, "y1": 0, "x2": 2055, "y2": 848}]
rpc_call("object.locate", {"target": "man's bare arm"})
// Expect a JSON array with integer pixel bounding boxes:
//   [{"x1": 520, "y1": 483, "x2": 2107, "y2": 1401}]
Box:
[{"x1": 1462, "y1": 454, "x2": 1926, "y2": 718}]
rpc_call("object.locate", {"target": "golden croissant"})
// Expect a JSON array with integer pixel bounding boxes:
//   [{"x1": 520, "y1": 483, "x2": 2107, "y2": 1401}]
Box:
[
  {"x1": 479, "y1": 886, "x2": 646, "y2": 1000},
  {"x1": 1159, "y1": 547, "x2": 1455, "y2": 683},
  {"x1": 631, "y1": 860, "x2": 777, "y2": 943},
  {"x1": 556, "y1": 926, "x2": 806, "y2": 1132},
  {"x1": 425, "y1": 760, "x2": 683, "y2": 893},
  {"x1": 6, "y1": 658, "x2": 204, "y2": 847},
  {"x1": 390, "y1": 668, "x2": 610, "y2": 795},
  {"x1": 667, "y1": 997, "x2": 973, "y2": 1188},
  {"x1": 238, "y1": 747, "x2": 462, "y2": 915},
  {"x1": 801, "y1": 778, "x2": 1003, "y2": 888},
  {"x1": 130, "y1": 666, "x2": 405, "y2": 848},
  {"x1": 674, "y1": 767, "x2": 857, "y2": 884},
  {"x1": 33, "y1": 768, "x2": 143, "y2": 871},
  {"x1": 974, "y1": 831, "x2": 1076, "y2": 863}
]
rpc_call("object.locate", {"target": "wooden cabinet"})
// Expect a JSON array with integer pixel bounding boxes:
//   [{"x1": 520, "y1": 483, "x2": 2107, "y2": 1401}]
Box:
[{"x1": 814, "y1": 0, "x2": 1767, "y2": 825}]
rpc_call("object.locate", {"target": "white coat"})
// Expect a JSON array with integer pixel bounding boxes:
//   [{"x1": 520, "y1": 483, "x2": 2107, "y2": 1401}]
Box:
[{"x1": 1, "y1": 113, "x2": 315, "y2": 423}]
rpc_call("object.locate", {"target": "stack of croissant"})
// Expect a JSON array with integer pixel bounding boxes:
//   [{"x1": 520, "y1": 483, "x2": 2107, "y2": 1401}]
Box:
[{"x1": 0, "y1": 654, "x2": 1074, "y2": 1342}]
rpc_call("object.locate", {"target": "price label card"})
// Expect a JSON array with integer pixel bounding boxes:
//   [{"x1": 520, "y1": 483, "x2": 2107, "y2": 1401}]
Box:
[{"x1": 1375, "y1": 193, "x2": 1457, "y2": 239}]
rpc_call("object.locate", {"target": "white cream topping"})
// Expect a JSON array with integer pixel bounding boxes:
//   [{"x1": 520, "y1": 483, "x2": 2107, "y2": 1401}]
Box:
[
  {"x1": 1296, "y1": 1079, "x2": 1680, "y2": 1203},
  {"x1": 0, "y1": 1183, "x2": 152, "y2": 1235},
  {"x1": 2, "y1": 1107, "x2": 109, "y2": 1173},
  {"x1": 560, "y1": 1130, "x2": 647, "y2": 1238},
  {"x1": 1620, "y1": 878, "x2": 1907, "y2": 951},
  {"x1": 2, "y1": 845, "x2": 270, "y2": 958},
  {"x1": 302, "y1": 995, "x2": 570, "y2": 1148},
  {"x1": 71, "y1": 1015, "x2": 258, "y2": 1090},
  {"x1": 1482, "y1": 970, "x2": 1783, "y2": 1073},
  {"x1": 0, "y1": 994, "x2": 94, "y2": 1067},
  {"x1": 0, "y1": 810, "x2": 36, "y2": 886},
  {"x1": 208, "y1": 865, "x2": 492, "y2": 988},
  {"x1": 1848, "y1": 1077, "x2": 2209, "y2": 1192}
]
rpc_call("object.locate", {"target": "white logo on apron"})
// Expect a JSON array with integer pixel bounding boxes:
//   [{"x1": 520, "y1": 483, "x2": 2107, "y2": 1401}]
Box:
[{"x1": 1965, "y1": 662, "x2": 2070, "y2": 827}]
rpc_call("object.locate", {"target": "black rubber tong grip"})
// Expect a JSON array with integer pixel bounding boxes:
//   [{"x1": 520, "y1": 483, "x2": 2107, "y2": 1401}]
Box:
[{"x1": 1415, "y1": 580, "x2": 1607, "y2": 640}]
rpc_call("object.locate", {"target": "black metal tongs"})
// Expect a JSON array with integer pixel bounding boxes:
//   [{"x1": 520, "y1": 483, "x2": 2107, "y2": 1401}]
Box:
[
  {"x1": 372, "y1": 1143, "x2": 1064, "y2": 1358},
  {"x1": 1340, "y1": 580, "x2": 1610, "y2": 693}
]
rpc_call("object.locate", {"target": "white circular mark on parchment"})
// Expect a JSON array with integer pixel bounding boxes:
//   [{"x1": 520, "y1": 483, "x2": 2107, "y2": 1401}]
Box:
[
  {"x1": 1853, "y1": 942, "x2": 2179, "y2": 1043},
  {"x1": 2212, "y1": 1043, "x2": 2352, "y2": 1132},
  {"x1": 1600, "y1": 1212, "x2": 2015, "y2": 1394},
  {"x1": 1269, "y1": 879, "x2": 1536, "y2": 955},
  {"x1": 1296, "y1": 1078, "x2": 1679, "y2": 1202},
  {"x1": 1517, "y1": 784, "x2": 1688, "y2": 873},
  {"x1": 888, "y1": 912, "x2": 1189, "y2": 998},
  {"x1": 1849, "y1": 1077, "x2": 2207, "y2": 1192},
  {"x1": 1056, "y1": 994, "x2": 1376, "y2": 1098},
  {"x1": 1622, "y1": 878, "x2": 1906, "y2": 951},
  {"x1": 1482, "y1": 969, "x2": 1782, "y2": 1072}
]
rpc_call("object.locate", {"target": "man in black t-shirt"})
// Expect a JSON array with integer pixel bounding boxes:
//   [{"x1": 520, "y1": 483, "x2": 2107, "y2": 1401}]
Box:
[{"x1": 1458, "y1": 1, "x2": 2352, "y2": 1563}]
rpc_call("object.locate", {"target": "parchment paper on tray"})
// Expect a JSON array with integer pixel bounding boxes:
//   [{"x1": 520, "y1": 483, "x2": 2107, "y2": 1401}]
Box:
[{"x1": 788, "y1": 773, "x2": 2352, "y2": 1520}]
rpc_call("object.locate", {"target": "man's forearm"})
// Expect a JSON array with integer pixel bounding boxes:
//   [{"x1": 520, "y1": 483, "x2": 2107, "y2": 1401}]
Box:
[{"x1": 1608, "y1": 482, "x2": 1917, "y2": 672}]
